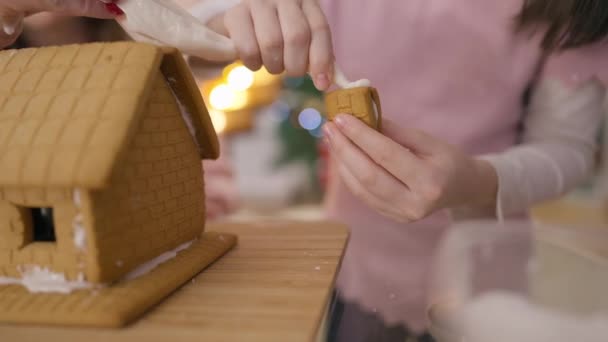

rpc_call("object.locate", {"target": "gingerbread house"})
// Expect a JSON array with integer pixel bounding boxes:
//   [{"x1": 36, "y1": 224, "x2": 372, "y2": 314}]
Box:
[
  {"x1": 324, "y1": 86, "x2": 382, "y2": 130},
  {"x1": 0, "y1": 42, "x2": 236, "y2": 327}
]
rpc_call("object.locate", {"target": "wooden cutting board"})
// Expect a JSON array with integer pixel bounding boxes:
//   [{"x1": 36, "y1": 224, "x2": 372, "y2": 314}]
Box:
[{"x1": 0, "y1": 221, "x2": 349, "y2": 342}]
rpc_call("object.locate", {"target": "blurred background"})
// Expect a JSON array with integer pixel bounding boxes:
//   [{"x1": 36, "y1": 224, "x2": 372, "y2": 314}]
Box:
[
  {"x1": 12, "y1": 13, "x2": 608, "y2": 225},
  {"x1": 8, "y1": 11, "x2": 608, "y2": 341}
]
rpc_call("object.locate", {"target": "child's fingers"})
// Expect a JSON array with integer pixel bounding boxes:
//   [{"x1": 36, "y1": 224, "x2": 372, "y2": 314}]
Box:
[
  {"x1": 225, "y1": 3, "x2": 262, "y2": 70},
  {"x1": 278, "y1": 0, "x2": 310, "y2": 77},
  {"x1": 303, "y1": 0, "x2": 334, "y2": 90},
  {"x1": 382, "y1": 118, "x2": 442, "y2": 155},
  {"x1": 336, "y1": 161, "x2": 409, "y2": 223},
  {"x1": 333, "y1": 114, "x2": 425, "y2": 184},
  {"x1": 325, "y1": 122, "x2": 411, "y2": 208},
  {"x1": 250, "y1": 1, "x2": 284, "y2": 74}
]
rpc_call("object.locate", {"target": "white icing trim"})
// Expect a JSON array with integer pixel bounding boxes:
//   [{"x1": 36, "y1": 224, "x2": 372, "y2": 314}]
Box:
[
  {"x1": 333, "y1": 65, "x2": 371, "y2": 89},
  {"x1": 121, "y1": 240, "x2": 195, "y2": 281},
  {"x1": 343, "y1": 79, "x2": 372, "y2": 89},
  {"x1": 72, "y1": 189, "x2": 87, "y2": 251},
  {"x1": 0, "y1": 240, "x2": 196, "y2": 293},
  {"x1": 0, "y1": 267, "x2": 94, "y2": 294},
  {"x1": 73, "y1": 214, "x2": 86, "y2": 251}
]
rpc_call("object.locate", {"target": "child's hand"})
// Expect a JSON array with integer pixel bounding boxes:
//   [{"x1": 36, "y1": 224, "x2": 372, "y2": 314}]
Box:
[
  {"x1": 0, "y1": 0, "x2": 119, "y2": 48},
  {"x1": 323, "y1": 115, "x2": 498, "y2": 223},
  {"x1": 220, "y1": 0, "x2": 334, "y2": 90}
]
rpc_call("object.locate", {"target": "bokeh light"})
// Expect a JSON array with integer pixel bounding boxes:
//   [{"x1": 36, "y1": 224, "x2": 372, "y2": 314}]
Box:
[
  {"x1": 209, "y1": 109, "x2": 227, "y2": 133},
  {"x1": 227, "y1": 66, "x2": 254, "y2": 91},
  {"x1": 271, "y1": 100, "x2": 292, "y2": 121},
  {"x1": 209, "y1": 84, "x2": 234, "y2": 110},
  {"x1": 298, "y1": 108, "x2": 323, "y2": 131},
  {"x1": 283, "y1": 77, "x2": 305, "y2": 88},
  {"x1": 310, "y1": 126, "x2": 324, "y2": 138},
  {"x1": 209, "y1": 84, "x2": 248, "y2": 111}
]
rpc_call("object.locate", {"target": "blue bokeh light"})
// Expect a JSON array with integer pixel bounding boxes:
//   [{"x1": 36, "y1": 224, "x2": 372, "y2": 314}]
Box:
[{"x1": 298, "y1": 108, "x2": 323, "y2": 131}]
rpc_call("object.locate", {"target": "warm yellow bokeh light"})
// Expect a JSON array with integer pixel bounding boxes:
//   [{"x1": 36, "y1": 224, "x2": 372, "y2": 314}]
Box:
[
  {"x1": 253, "y1": 67, "x2": 276, "y2": 86},
  {"x1": 209, "y1": 109, "x2": 227, "y2": 133},
  {"x1": 209, "y1": 84, "x2": 249, "y2": 111},
  {"x1": 227, "y1": 66, "x2": 255, "y2": 91},
  {"x1": 209, "y1": 84, "x2": 235, "y2": 110},
  {"x1": 231, "y1": 91, "x2": 248, "y2": 110}
]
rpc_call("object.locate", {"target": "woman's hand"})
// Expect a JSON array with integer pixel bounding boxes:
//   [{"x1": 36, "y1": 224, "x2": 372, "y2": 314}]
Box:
[
  {"x1": 323, "y1": 115, "x2": 498, "y2": 223},
  {"x1": 217, "y1": 0, "x2": 334, "y2": 90},
  {"x1": 0, "y1": 0, "x2": 120, "y2": 48}
]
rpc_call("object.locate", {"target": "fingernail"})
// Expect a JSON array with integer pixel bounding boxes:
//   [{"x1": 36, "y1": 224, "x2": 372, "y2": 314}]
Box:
[
  {"x1": 315, "y1": 74, "x2": 329, "y2": 90},
  {"x1": 322, "y1": 136, "x2": 330, "y2": 148},
  {"x1": 323, "y1": 124, "x2": 334, "y2": 140},
  {"x1": 3, "y1": 24, "x2": 15, "y2": 36},
  {"x1": 335, "y1": 114, "x2": 347, "y2": 128},
  {"x1": 105, "y1": 2, "x2": 124, "y2": 16}
]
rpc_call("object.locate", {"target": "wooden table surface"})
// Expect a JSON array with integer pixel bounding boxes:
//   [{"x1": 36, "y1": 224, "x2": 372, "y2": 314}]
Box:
[{"x1": 0, "y1": 221, "x2": 349, "y2": 342}]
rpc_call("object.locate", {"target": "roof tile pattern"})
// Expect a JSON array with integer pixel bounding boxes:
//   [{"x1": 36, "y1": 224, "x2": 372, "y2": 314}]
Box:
[{"x1": 0, "y1": 43, "x2": 161, "y2": 189}]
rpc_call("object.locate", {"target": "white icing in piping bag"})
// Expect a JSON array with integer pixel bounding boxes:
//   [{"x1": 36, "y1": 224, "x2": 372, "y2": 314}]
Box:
[{"x1": 115, "y1": 0, "x2": 237, "y2": 62}]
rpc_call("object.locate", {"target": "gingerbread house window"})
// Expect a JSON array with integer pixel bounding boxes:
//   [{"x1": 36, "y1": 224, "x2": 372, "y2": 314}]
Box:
[{"x1": 29, "y1": 208, "x2": 56, "y2": 243}]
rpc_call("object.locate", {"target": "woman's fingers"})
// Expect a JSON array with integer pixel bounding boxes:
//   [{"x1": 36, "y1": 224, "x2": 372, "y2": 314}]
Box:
[
  {"x1": 250, "y1": 0, "x2": 284, "y2": 74},
  {"x1": 224, "y1": 3, "x2": 262, "y2": 70},
  {"x1": 0, "y1": 9, "x2": 22, "y2": 46},
  {"x1": 222, "y1": 0, "x2": 333, "y2": 87},
  {"x1": 302, "y1": 0, "x2": 333, "y2": 89},
  {"x1": 278, "y1": 0, "x2": 310, "y2": 76}
]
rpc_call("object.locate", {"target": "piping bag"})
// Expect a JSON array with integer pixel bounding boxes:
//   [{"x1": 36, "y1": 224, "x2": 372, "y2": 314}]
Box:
[
  {"x1": 113, "y1": 0, "x2": 363, "y2": 86},
  {"x1": 113, "y1": 0, "x2": 237, "y2": 62}
]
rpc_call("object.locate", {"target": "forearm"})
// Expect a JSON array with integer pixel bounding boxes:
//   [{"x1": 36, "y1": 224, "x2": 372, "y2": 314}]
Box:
[
  {"x1": 481, "y1": 79, "x2": 605, "y2": 219},
  {"x1": 482, "y1": 141, "x2": 595, "y2": 219}
]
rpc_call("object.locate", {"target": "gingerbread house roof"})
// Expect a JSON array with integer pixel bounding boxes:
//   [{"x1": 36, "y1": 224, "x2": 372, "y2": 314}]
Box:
[{"x1": 0, "y1": 42, "x2": 219, "y2": 189}]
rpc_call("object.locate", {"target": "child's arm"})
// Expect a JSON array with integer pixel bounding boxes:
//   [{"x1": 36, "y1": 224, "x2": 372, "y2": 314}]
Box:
[
  {"x1": 324, "y1": 115, "x2": 499, "y2": 223},
  {"x1": 480, "y1": 78, "x2": 604, "y2": 220},
  {"x1": 324, "y1": 69, "x2": 605, "y2": 224}
]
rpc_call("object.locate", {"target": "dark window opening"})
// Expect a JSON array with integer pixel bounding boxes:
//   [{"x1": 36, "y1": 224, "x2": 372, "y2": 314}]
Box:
[{"x1": 31, "y1": 208, "x2": 56, "y2": 242}]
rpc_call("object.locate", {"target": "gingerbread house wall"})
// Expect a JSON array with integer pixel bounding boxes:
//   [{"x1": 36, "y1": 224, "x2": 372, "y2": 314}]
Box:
[
  {"x1": 0, "y1": 188, "x2": 90, "y2": 279},
  {"x1": 325, "y1": 88, "x2": 378, "y2": 128},
  {"x1": 87, "y1": 71, "x2": 206, "y2": 284}
]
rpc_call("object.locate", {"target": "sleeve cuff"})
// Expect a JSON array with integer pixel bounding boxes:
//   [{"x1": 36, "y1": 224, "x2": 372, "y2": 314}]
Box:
[{"x1": 478, "y1": 154, "x2": 526, "y2": 222}]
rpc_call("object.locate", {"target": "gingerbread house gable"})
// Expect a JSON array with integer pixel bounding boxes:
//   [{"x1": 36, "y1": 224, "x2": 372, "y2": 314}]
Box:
[{"x1": 0, "y1": 42, "x2": 218, "y2": 284}]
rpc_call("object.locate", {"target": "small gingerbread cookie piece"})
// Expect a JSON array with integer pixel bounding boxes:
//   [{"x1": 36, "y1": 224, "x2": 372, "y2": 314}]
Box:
[{"x1": 324, "y1": 86, "x2": 383, "y2": 131}]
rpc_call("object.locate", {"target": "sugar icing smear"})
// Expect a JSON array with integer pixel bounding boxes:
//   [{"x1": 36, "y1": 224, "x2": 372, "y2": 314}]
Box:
[
  {"x1": 0, "y1": 267, "x2": 93, "y2": 294},
  {"x1": 333, "y1": 66, "x2": 371, "y2": 89},
  {"x1": 0, "y1": 240, "x2": 196, "y2": 294}
]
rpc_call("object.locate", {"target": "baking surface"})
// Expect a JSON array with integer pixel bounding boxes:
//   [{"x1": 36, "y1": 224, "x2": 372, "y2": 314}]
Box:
[
  {"x1": 0, "y1": 221, "x2": 349, "y2": 341},
  {"x1": 0, "y1": 231, "x2": 236, "y2": 328}
]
